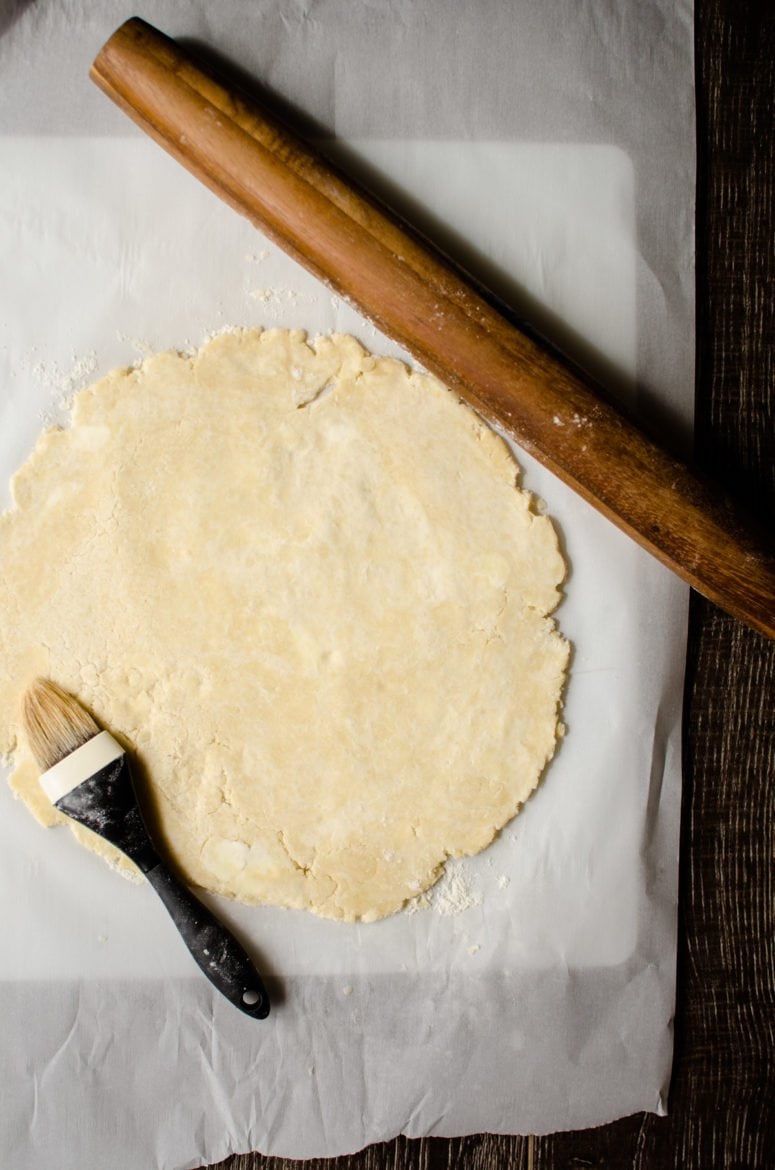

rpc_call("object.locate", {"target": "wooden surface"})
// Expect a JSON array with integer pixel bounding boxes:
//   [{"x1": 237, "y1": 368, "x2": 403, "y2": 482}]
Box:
[
  {"x1": 90, "y1": 16, "x2": 775, "y2": 638},
  {"x1": 203, "y1": 0, "x2": 774, "y2": 1165}
]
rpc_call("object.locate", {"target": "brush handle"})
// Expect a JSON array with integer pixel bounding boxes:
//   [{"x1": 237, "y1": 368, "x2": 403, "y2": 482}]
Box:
[
  {"x1": 56, "y1": 756, "x2": 270, "y2": 1018},
  {"x1": 89, "y1": 17, "x2": 775, "y2": 638},
  {"x1": 145, "y1": 863, "x2": 270, "y2": 1019}
]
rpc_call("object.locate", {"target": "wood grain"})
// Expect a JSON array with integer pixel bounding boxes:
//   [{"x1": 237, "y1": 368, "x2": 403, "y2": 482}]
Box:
[
  {"x1": 89, "y1": 16, "x2": 775, "y2": 639},
  {"x1": 194, "y1": 0, "x2": 771, "y2": 1165}
]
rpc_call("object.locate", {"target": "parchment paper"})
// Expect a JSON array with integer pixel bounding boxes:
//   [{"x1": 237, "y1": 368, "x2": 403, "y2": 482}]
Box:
[{"x1": 0, "y1": 2, "x2": 694, "y2": 1166}]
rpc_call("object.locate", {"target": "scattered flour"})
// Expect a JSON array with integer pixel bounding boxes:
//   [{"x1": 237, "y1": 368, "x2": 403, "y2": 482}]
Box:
[
  {"x1": 404, "y1": 860, "x2": 481, "y2": 917},
  {"x1": 32, "y1": 349, "x2": 98, "y2": 415},
  {"x1": 115, "y1": 331, "x2": 156, "y2": 361},
  {"x1": 204, "y1": 323, "x2": 242, "y2": 343},
  {"x1": 431, "y1": 864, "x2": 481, "y2": 916}
]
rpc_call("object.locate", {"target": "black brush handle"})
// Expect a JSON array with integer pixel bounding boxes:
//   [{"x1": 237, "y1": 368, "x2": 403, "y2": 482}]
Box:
[
  {"x1": 56, "y1": 756, "x2": 270, "y2": 1019},
  {"x1": 146, "y1": 863, "x2": 270, "y2": 1019}
]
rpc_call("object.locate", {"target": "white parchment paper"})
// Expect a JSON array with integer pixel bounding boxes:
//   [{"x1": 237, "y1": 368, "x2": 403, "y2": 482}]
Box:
[{"x1": 0, "y1": 2, "x2": 694, "y2": 1166}]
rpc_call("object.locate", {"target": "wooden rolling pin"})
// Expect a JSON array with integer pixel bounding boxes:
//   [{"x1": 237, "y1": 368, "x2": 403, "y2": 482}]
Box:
[{"x1": 91, "y1": 17, "x2": 775, "y2": 639}]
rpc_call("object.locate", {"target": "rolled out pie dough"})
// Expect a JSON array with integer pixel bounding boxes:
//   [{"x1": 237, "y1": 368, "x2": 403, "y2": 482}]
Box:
[{"x1": 0, "y1": 328, "x2": 569, "y2": 921}]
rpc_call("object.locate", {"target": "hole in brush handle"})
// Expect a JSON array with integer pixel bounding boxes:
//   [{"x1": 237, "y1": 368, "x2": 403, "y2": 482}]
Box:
[{"x1": 146, "y1": 862, "x2": 271, "y2": 1019}]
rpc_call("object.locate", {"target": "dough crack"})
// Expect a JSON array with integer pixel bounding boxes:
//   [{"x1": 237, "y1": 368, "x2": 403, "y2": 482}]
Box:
[
  {"x1": 295, "y1": 378, "x2": 337, "y2": 409},
  {"x1": 277, "y1": 830, "x2": 311, "y2": 876}
]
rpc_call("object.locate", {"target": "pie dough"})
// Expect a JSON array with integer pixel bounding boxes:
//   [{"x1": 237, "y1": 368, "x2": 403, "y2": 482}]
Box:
[{"x1": 0, "y1": 329, "x2": 569, "y2": 921}]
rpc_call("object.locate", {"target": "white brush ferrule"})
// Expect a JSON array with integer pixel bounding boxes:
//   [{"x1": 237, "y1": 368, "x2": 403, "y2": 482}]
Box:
[{"x1": 40, "y1": 730, "x2": 126, "y2": 805}]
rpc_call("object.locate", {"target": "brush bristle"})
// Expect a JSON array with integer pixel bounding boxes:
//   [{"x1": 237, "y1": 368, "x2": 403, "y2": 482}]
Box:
[{"x1": 22, "y1": 678, "x2": 100, "y2": 772}]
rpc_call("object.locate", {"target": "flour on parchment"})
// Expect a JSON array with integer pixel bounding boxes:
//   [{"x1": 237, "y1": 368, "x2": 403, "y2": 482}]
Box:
[{"x1": 0, "y1": 328, "x2": 568, "y2": 921}]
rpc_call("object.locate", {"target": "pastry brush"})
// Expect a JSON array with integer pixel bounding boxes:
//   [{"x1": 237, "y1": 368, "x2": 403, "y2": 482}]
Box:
[{"x1": 22, "y1": 677, "x2": 270, "y2": 1019}]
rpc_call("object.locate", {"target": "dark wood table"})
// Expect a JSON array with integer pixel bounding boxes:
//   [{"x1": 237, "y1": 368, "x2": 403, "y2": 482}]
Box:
[{"x1": 205, "y1": 2, "x2": 774, "y2": 1165}]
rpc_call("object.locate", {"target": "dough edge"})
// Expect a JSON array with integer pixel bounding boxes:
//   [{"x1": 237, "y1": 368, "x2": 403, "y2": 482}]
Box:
[{"x1": 0, "y1": 327, "x2": 570, "y2": 921}]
